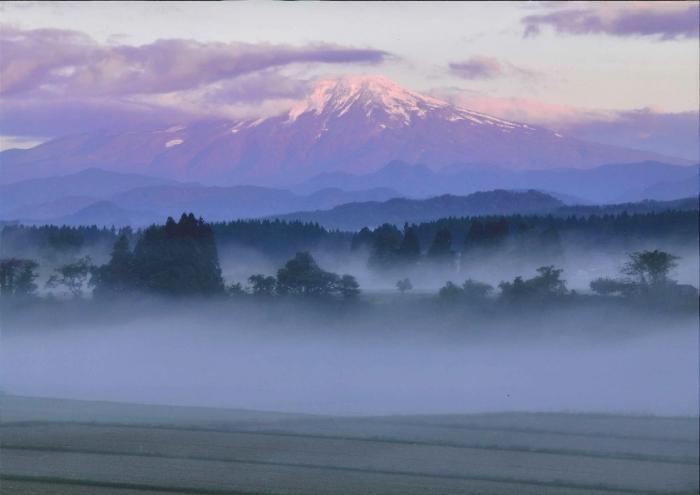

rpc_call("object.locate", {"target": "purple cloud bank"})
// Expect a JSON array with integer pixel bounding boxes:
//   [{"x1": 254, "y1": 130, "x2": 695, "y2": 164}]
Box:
[
  {"x1": 438, "y1": 90, "x2": 699, "y2": 162},
  {"x1": 566, "y1": 109, "x2": 700, "y2": 162},
  {"x1": 0, "y1": 26, "x2": 389, "y2": 96},
  {"x1": 523, "y1": 3, "x2": 699, "y2": 40},
  {"x1": 0, "y1": 26, "x2": 390, "y2": 138}
]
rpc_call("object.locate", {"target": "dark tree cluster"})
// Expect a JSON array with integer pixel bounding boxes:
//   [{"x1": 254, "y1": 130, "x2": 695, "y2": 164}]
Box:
[
  {"x1": 0, "y1": 258, "x2": 39, "y2": 297},
  {"x1": 354, "y1": 223, "x2": 457, "y2": 270},
  {"x1": 410, "y1": 210, "x2": 697, "y2": 251},
  {"x1": 353, "y1": 210, "x2": 698, "y2": 273},
  {"x1": 0, "y1": 224, "x2": 119, "y2": 261},
  {"x1": 589, "y1": 250, "x2": 697, "y2": 306},
  {"x1": 498, "y1": 266, "x2": 569, "y2": 303},
  {"x1": 434, "y1": 248, "x2": 696, "y2": 312},
  {"x1": 437, "y1": 266, "x2": 568, "y2": 306},
  {"x1": 438, "y1": 279, "x2": 494, "y2": 303},
  {"x1": 245, "y1": 252, "x2": 360, "y2": 301},
  {"x1": 462, "y1": 218, "x2": 509, "y2": 251},
  {"x1": 92, "y1": 213, "x2": 224, "y2": 296},
  {"x1": 212, "y1": 219, "x2": 349, "y2": 261}
]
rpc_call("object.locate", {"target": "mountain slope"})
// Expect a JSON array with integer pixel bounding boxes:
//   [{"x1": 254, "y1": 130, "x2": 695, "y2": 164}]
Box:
[
  {"x1": 274, "y1": 191, "x2": 698, "y2": 231},
  {"x1": 300, "y1": 160, "x2": 699, "y2": 204},
  {"x1": 1, "y1": 169, "x2": 401, "y2": 225},
  {"x1": 0, "y1": 168, "x2": 175, "y2": 215},
  {"x1": 0, "y1": 76, "x2": 688, "y2": 185},
  {"x1": 274, "y1": 190, "x2": 565, "y2": 230}
]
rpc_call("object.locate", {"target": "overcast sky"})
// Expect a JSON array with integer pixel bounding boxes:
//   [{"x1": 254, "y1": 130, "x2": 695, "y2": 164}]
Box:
[{"x1": 1, "y1": 1, "x2": 698, "y2": 158}]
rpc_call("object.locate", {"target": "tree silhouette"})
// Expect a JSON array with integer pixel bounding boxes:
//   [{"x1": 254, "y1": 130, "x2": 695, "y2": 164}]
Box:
[
  {"x1": 368, "y1": 224, "x2": 403, "y2": 268},
  {"x1": 499, "y1": 266, "x2": 567, "y2": 302},
  {"x1": 622, "y1": 250, "x2": 679, "y2": 286},
  {"x1": 428, "y1": 228, "x2": 454, "y2": 263},
  {"x1": 397, "y1": 225, "x2": 421, "y2": 264},
  {"x1": 91, "y1": 235, "x2": 135, "y2": 297},
  {"x1": 47, "y1": 256, "x2": 93, "y2": 297},
  {"x1": 396, "y1": 278, "x2": 413, "y2": 294},
  {"x1": 0, "y1": 258, "x2": 39, "y2": 297},
  {"x1": 131, "y1": 213, "x2": 224, "y2": 295},
  {"x1": 275, "y1": 252, "x2": 361, "y2": 300},
  {"x1": 248, "y1": 274, "x2": 277, "y2": 296},
  {"x1": 338, "y1": 274, "x2": 361, "y2": 300}
]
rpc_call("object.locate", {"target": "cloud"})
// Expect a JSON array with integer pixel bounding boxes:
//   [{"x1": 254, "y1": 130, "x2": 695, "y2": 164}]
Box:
[
  {"x1": 0, "y1": 26, "x2": 389, "y2": 97},
  {"x1": 0, "y1": 96, "x2": 193, "y2": 138},
  {"x1": 437, "y1": 90, "x2": 699, "y2": 161},
  {"x1": 0, "y1": 26, "x2": 390, "y2": 138},
  {"x1": 449, "y1": 57, "x2": 539, "y2": 81},
  {"x1": 523, "y1": 2, "x2": 700, "y2": 40},
  {"x1": 566, "y1": 108, "x2": 700, "y2": 162},
  {"x1": 440, "y1": 91, "x2": 606, "y2": 126},
  {"x1": 449, "y1": 57, "x2": 503, "y2": 80}
]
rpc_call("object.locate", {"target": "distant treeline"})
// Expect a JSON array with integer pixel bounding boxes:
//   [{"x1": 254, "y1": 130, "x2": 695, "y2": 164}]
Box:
[
  {"x1": 1, "y1": 213, "x2": 698, "y2": 314},
  {"x1": 211, "y1": 219, "x2": 349, "y2": 259},
  {"x1": 1, "y1": 209, "x2": 696, "y2": 263},
  {"x1": 405, "y1": 210, "x2": 699, "y2": 249}
]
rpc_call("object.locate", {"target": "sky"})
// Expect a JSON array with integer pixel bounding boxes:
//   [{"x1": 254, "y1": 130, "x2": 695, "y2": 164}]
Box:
[{"x1": 0, "y1": 1, "x2": 698, "y2": 159}]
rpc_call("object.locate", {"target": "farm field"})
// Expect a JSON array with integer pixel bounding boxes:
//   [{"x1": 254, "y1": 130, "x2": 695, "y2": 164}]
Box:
[{"x1": 1, "y1": 395, "x2": 698, "y2": 495}]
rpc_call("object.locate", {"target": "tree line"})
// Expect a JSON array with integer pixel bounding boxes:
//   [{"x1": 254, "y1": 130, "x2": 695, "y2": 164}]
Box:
[
  {"x1": 352, "y1": 219, "x2": 561, "y2": 270},
  {"x1": 1, "y1": 214, "x2": 358, "y2": 302},
  {"x1": 2, "y1": 210, "x2": 695, "y2": 265},
  {"x1": 1, "y1": 211, "x2": 697, "y2": 309}
]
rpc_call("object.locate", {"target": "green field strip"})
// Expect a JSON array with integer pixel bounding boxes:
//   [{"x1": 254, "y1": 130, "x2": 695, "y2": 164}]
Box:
[
  {"x1": 7, "y1": 412, "x2": 698, "y2": 444},
  {"x1": 0, "y1": 474, "x2": 272, "y2": 495},
  {"x1": 2, "y1": 421, "x2": 696, "y2": 465},
  {"x1": 340, "y1": 418, "x2": 700, "y2": 444},
  {"x1": 0, "y1": 445, "x2": 693, "y2": 494}
]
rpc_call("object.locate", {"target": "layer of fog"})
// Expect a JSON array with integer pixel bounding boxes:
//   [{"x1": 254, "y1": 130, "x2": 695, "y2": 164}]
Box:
[
  {"x1": 2, "y1": 302, "x2": 697, "y2": 417},
  {"x1": 220, "y1": 238, "x2": 700, "y2": 295}
]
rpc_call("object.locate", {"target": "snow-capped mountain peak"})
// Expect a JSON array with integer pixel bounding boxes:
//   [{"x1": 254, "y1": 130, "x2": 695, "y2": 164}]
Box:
[
  {"x1": 288, "y1": 74, "x2": 448, "y2": 124},
  {"x1": 286, "y1": 74, "x2": 531, "y2": 132},
  {"x1": 0, "y1": 74, "x2": 686, "y2": 185}
]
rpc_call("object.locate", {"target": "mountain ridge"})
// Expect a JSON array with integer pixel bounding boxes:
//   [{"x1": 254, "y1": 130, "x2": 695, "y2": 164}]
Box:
[
  {"x1": 0, "y1": 75, "x2": 689, "y2": 185},
  {"x1": 273, "y1": 192, "x2": 699, "y2": 231},
  {"x1": 298, "y1": 160, "x2": 699, "y2": 204}
]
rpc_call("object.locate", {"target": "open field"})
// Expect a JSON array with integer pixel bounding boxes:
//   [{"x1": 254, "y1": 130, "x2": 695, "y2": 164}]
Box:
[{"x1": 1, "y1": 395, "x2": 698, "y2": 495}]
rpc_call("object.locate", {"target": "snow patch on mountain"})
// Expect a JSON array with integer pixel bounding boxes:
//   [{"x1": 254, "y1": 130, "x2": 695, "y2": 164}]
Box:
[{"x1": 287, "y1": 75, "x2": 448, "y2": 124}]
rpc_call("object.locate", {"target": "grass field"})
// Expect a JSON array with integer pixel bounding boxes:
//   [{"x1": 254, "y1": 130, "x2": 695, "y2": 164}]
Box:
[{"x1": 1, "y1": 395, "x2": 698, "y2": 494}]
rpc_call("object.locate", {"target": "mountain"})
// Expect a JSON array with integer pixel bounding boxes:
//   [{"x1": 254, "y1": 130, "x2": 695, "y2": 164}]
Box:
[
  {"x1": 2, "y1": 169, "x2": 401, "y2": 226},
  {"x1": 0, "y1": 76, "x2": 688, "y2": 185},
  {"x1": 32, "y1": 201, "x2": 155, "y2": 228},
  {"x1": 629, "y1": 176, "x2": 700, "y2": 202},
  {"x1": 0, "y1": 168, "x2": 175, "y2": 216},
  {"x1": 274, "y1": 192, "x2": 698, "y2": 231},
  {"x1": 557, "y1": 197, "x2": 698, "y2": 217},
  {"x1": 299, "y1": 160, "x2": 699, "y2": 204},
  {"x1": 274, "y1": 190, "x2": 565, "y2": 230},
  {"x1": 107, "y1": 184, "x2": 399, "y2": 222}
]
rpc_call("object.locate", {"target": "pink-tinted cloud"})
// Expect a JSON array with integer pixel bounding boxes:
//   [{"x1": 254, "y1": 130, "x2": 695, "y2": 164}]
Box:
[
  {"x1": 0, "y1": 26, "x2": 389, "y2": 96},
  {"x1": 442, "y1": 92, "x2": 602, "y2": 126},
  {"x1": 566, "y1": 108, "x2": 699, "y2": 162},
  {"x1": 449, "y1": 57, "x2": 537, "y2": 81},
  {"x1": 202, "y1": 71, "x2": 308, "y2": 105},
  {"x1": 449, "y1": 57, "x2": 503, "y2": 80},
  {"x1": 523, "y1": 2, "x2": 700, "y2": 40},
  {"x1": 440, "y1": 91, "x2": 699, "y2": 161},
  {"x1": 0, "y1": 26, "x2": 390, "y2": 138}
]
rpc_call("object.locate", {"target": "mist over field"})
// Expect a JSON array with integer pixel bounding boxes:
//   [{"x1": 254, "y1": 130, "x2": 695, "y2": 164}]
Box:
[
  {"x1": 2, "y1": 297, "x2": 697, "y2": 417},
  {"x1": 1, "y1": 2, "x2": 699, "y2": 494}
]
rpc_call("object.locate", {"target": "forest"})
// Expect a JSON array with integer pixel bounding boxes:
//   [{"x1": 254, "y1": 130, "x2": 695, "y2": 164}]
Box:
[{"x1": 1, "y1": 210, "x2": 697, "y2": 316}]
